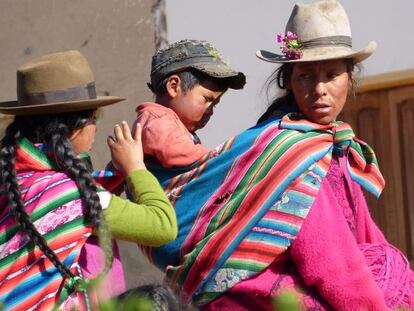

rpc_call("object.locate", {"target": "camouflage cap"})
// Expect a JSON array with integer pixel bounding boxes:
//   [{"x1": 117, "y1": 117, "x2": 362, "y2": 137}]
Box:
[{"x1": 149, "y1": 39, "x2": 246, "y2": 90}]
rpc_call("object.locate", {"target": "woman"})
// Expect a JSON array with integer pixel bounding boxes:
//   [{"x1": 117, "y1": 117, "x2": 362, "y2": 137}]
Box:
[
  {"x1": 140, "y1": 1, "x2": 414, "y2": 310},
  {"x1": 0, "y1": 50, "x2": 177, "y2": 310}
]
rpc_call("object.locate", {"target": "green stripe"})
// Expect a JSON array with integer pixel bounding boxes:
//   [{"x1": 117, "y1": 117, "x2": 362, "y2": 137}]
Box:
[
  {"x1": 17, "y1": 137, "x2": 58, "y2": 169},
  {"x1": 195, "y1": 292, "x2": 221, "y2": 305},
  {"x1": 222, "y1": 259, "x2": 266, "y2": 271},
  {"x1": 175, "y1": 234, "x2": 211, "y2": 285},
  {"x1": 0, "y1": 217, "x2": 88, "y2": 269},
  {"x1": 204, "y1": 131, "x2": 295, "y2": 233},
  {"x1": 174, "y1": 130, "x2": 319, "y2": 285},
  {"x1": 206, "y1": 130, "x2": 320, "y2": 234},
  {"x1": 0, "y1": 189, "x2": 80, "y2": 244}
]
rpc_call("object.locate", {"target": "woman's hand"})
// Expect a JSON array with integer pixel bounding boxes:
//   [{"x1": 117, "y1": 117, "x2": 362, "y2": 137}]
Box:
[{"x1": 107, "y1": 121, "x2": 146, "y2": 175}]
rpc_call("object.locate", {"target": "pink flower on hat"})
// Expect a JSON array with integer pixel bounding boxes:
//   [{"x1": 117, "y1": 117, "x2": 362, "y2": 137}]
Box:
[{"x1": 276, "y1": 32, "x2": 302, "y2": 60}]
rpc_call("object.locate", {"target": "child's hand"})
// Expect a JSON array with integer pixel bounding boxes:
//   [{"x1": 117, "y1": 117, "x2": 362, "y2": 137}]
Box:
[{"x1": 107, "y1": 121, "x2": 146, "y2": 175}]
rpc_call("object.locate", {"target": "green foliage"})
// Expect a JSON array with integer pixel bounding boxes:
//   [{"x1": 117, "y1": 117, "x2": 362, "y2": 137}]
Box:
[
  {"x1": 272, "y1": 290, "x2": 301, "y2": 311},
  {"x1": 98, "y1": 295, "x2": 154, "y2": 311}
]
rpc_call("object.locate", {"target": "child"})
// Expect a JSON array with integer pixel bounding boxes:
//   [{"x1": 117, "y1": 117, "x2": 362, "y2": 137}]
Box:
[{"x1": 134, "y1": 39, "x2": 246, "y2": 168}]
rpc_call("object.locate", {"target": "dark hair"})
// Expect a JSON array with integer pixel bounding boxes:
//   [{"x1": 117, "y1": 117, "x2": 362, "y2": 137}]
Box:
[
  {"x1": 0, "y1": 109, "x2": 112, "y2": 282},
  {"x1": 117, "y1": 284, "x2": 180, "y2": 311},
  {"x1": 151, "y1": 69, "x2": 229, "y2": 97},
  {"x1": 257, "y1": 59, "x2": 358, "y2": 124}
]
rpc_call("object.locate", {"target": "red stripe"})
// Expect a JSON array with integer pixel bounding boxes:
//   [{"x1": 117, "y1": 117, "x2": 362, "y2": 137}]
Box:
[
  {"x1": 0, "y1": 246, "x2": 81, "y2": 294},
  {"x1": 0, "y1": 227, "x2": 90, "y2": 280},
  {"x1": 183, "y1": 136, "x2": 330, "y2": 295},
  {"x1": 8, "y1": 278, "x2": 61, "y2": 311}
]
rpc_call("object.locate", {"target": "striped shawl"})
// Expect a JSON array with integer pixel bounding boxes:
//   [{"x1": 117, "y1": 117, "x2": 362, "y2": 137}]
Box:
[
  {"x1": 141, "y1": 114, "x2": 385, "y2": 306},
  {"x1": 0, "y1": 137, "x2": 122, "y2": 310}
]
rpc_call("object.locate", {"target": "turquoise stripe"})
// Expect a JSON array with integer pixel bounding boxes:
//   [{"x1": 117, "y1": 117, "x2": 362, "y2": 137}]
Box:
[
  {"x1": 148, "y1": 113, "x2": 384, "y2": 305},
  {"x1": 244, "y1": 231, "x2": 292, "y2": 247},
  {"x1": 1, "y1": 252, "x2": 77, "y2": 309},
  {"x1": 191, "y1": 138, "x2": 330, "y2": 300},
  {"x1": 150, "y1": 119, "x2": 280, "y2": 269},
  {"x1": 349, "y1": 170, "x2": 381, "y2": 198}
]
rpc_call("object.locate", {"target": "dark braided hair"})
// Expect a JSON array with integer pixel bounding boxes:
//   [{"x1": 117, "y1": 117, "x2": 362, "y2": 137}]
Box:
[
  {"x1": 151, "y1": 69, "x2": 229, "y2": 97},
  {"x1": 0, "y1": 109, "x2": 112, "y2": 283}
]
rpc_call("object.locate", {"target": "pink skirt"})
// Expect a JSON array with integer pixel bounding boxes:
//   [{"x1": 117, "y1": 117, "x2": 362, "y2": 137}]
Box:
[{"x1": 202, "y1": 243, "x2": 414, "y2": 311}]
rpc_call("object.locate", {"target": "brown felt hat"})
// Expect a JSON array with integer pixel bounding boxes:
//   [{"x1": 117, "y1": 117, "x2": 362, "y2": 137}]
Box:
[
  {"x1": 0, "y1": 50, "x2": 125, "y2": 115},
  {"x1": 256, "y1": 0, "x2": 376, "y2": 63}
]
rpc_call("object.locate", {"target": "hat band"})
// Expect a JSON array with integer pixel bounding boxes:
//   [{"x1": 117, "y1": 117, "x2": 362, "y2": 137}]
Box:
[
  {"x1": 152, "y1": 55, "x2": 217, "y2": 73},
  {"x1": 301, "y1": 36, "x2": 352, "y2": 49},
  {"x1": 17, "y1": 81, "x2": 97, "y2": 106}
]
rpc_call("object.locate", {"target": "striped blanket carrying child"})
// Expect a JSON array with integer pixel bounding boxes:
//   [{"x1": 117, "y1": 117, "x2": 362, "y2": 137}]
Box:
[{"x1": 141, "y1": 113, "x2": 384, "y2": 306}]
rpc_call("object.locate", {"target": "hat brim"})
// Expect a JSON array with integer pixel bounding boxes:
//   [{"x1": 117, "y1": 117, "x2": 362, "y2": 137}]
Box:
[
  {"x1": 0, "y1": 96, "x2": 125, "y2": 115},
  {"x1": 256, "y1": 41, "x2": 377, "y2": 64},
  {"x1": 191, "y1": 63, "x2": 246, "y2": 89}
]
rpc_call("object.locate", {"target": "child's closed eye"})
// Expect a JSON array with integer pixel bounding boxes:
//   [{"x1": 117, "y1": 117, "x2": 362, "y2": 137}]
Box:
[{"x1": 203, "y1": 96, "x2": 214, "y2": 103}]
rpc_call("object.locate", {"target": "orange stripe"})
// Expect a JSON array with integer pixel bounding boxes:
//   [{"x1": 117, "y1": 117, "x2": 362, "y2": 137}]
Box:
[
  {"x1": 0, "y1": 227, "x2": 90, "y2": 280},
  {"x1": 0, "y1": 246, "x2": 79, "y2": 294},
  {"x1": 183, "y1": 139, "x2": 329, "y2": 294}
]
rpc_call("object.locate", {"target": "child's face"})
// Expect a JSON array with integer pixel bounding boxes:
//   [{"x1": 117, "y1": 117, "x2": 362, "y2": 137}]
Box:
[
  {"x1": 289, "y1": 59, "x2": 351, "y2": 124},
  {"x1": 169, "y1": 79, "x2": 224, "y2": 132},
  {"x1": 70, "y1": 111, "x2": 98, "y2": 153}
]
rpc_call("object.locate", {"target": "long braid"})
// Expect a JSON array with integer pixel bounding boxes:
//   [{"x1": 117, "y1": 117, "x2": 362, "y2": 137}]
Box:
[
  {"x1": 0, "y1": 121, "x2": 76, "y2": 280},
  {"x1": 46, "y1": 120, "x2": 102, "y2": 226},
  {"x1": 44, "y1": 120, "x2": 113, "y2": 276}
]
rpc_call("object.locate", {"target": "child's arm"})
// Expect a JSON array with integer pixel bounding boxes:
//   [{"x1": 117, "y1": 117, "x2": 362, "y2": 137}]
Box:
[{"x1": 101, "y1": 169, "x2": 177, "y2": 246}]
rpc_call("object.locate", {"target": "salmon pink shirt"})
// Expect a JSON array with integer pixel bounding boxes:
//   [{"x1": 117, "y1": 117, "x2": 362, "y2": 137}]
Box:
[{"x1": 134, "y1": 102, "x2": 210, "y2": 168}]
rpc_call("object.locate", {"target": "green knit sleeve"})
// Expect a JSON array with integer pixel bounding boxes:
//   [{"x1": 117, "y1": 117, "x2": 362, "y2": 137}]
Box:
[{"x1": 103, "y1": 169, "x2": 177, "y2": 246}]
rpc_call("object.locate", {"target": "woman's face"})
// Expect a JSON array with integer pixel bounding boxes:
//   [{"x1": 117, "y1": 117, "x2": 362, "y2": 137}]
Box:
[{"x1": 289, "y1": 59, "x2": 352, "y2": 124}]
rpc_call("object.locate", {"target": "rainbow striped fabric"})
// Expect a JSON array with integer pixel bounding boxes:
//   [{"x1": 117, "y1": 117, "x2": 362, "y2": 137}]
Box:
[
  {"x1": 0, "y1": 137, "x2": 119, "y2": 310},
  {"x1": 142, "y1": 114, "x2": 385, "y2": 306}
]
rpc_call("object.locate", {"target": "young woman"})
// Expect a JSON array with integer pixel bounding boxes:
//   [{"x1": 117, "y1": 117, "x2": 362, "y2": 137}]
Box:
[
  {"x1": 140, "y1": 1, "x2": 414, "y2": 310},
  {"x1": 0, "y1": 50, "x2": 177, "y2": 310}
]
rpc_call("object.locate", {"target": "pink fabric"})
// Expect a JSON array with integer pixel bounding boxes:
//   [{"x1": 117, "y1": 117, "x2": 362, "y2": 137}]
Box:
[
  {"x1": 203, "y1": 156, "x2": 403, "y2": 311},
  {"x1": 288, "y1": 157, "x2": 389, "y2": 310},
  {"x1": 78, "y1": 236, "x2": 126, "y2": 298},
  {"x1": 134, "y1": 102, "x2": 210, "y2": 168}
]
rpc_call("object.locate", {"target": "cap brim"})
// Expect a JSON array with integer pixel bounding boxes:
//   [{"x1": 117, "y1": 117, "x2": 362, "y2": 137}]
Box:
[
  {"x1": 256, "y1": 41, "x2": 377, "y2": 64},
  {"x1": 190, "y1": 63, "x2": 246, "y2": 89},
  {"x1": 0, "y1": 96, "x2": 125, "y2": 115}
]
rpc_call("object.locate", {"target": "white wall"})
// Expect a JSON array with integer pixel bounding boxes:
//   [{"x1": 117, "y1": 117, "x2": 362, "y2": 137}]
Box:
[{"x1": 165, "y1": 0, "x2": 414, "y2": 147}]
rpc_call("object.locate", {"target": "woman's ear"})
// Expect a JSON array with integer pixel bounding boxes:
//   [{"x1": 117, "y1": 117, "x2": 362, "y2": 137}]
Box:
[
  {"x1": 346, "y1": 72, "x2": 356, "y2": 101},
  {"x1": 70, "y1": 128, "x2": 81, "y2": 141},
  {"x1": 166, "y1": 75, "x2": 181, "y2": 98},
  {"x1": 348, "y1": 72, "x2": 355, "y2": 92},
  {"x1": 285, "y1": 74, "x2": 292, "y2": 90}
]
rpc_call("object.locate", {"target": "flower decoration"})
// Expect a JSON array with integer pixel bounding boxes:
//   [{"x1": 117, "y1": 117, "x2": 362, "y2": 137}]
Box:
[
  {"x1": 276, "y1": 31, "x2": 302, "y2": 60},
  {"x1": 209, "y1": 48, "x2": 221, "y2": 59}
]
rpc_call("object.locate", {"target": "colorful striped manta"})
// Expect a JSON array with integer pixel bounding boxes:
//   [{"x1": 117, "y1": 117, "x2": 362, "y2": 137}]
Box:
[{"x1": 141, "y1": 113, "x2": 384, "y2": 306}]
